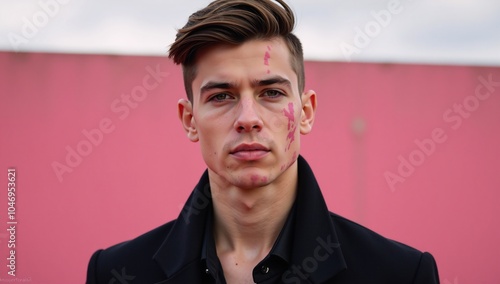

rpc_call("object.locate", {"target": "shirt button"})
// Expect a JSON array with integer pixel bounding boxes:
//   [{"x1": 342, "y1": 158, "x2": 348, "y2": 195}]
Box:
[
  {"x1": 261, "y1": 265, "x2": 270, "y2": 274},
  {"x1": 205, "y1": 268, "x2": 209, "y2": 274}
]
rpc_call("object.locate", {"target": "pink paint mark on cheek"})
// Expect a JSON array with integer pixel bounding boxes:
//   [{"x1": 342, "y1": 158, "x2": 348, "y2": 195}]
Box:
[
  {"x1": 261, "y1": 176, "x2": 268, "y2": 183},
  {"x1": 283, "y1": 103, "x2": 297, "y2": 151},
  {"x1": 283, "y1": 103, "x2": 295, "y2": 130},
  {"x1": 267, "y1": 69, "x2": 270, "y2": 74},
  {"x1": 286, "y1": 126, "x2": 297, "y2": 151}
]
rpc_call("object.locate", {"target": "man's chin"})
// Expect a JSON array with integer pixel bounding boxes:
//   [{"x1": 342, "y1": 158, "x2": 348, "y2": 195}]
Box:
[{"x1": 231, "y1": 173, "x2": 272, "y2": 190}]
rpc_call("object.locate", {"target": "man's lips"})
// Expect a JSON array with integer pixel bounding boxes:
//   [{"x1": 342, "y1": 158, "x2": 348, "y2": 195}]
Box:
[
  {"x1": 230, "y1": 143, "x2": 270, "y2": 160},
  {"x1": 231, "y1": 143, "x2": 269, "y2": 153}
]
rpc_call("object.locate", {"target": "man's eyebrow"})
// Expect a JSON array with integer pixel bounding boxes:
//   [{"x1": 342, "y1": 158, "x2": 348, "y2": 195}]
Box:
[
  {"x1": 199, "y1": 76, "x2": 292, "y2": 95},
  {"x1": 200, "y1": 81, "x2": 236, "y2": 95},
  {"x1": 252, "y1": 76, "x2": 292, "y2": 88}
]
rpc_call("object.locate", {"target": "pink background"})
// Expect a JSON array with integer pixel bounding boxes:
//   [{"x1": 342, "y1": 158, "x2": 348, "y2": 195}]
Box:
[{"x1": 1, "y1": 51, "x2": 499, "y2": 283}]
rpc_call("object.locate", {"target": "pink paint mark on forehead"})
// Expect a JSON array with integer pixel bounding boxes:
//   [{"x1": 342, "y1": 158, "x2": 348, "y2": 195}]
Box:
[
  {"x1": 264, "y1": 51, "x2": 271, "y2": 66},
  {"x1": 265, "y1": 46, "x2": 272, "y2": 71}
]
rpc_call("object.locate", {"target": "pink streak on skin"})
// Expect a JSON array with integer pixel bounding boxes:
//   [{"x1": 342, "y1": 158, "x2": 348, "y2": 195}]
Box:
[
  {"x1": 265, "y1": 46, "x2": 272, "y2": 72},
  {"x1": 283, "y1": 103, "x2": 295, "y2": 130},
  {"x1": 283, "y1": 103, "x2": 297, "y2": 151},
  {"x1": 286, "y1": 126, "x2": 297, "y2": 151},
  {"x1": 264, "y1": 51, "x2": 271, "y2": 66},
  {"x1": 261, "y1": 176, "x2": 268, "y2": 183}
]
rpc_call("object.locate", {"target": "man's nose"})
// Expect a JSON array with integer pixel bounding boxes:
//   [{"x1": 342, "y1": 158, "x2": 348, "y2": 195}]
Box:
[{"x1": 234, "y1": 97, "x2": 263, "y2": 133}]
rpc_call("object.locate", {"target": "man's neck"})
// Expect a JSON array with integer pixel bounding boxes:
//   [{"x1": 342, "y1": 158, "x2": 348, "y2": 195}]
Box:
[{"x1": 208, "y1": 161, "x2": 298, "y2": 263}]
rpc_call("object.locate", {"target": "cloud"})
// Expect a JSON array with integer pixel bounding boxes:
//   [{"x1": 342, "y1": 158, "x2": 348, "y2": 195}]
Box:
[{"x1": 0, "y1": 0, "x2": 499, "y2": 66}]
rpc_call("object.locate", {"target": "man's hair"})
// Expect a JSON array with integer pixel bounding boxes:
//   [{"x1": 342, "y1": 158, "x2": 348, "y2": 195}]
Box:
[{"x1": 168, "y1": 0, "x2": 305, "y2": 102}]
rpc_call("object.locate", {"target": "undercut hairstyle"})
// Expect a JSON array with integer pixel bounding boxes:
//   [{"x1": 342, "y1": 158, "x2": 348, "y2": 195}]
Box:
[{"x1": 168, "y1": 0, "x2": 305, "y2": 102}]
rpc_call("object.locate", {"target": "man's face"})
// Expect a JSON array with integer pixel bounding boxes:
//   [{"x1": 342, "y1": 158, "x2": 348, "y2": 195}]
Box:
[{"x1": 179, "y1": 38, "x2": 316, "y2": 189}]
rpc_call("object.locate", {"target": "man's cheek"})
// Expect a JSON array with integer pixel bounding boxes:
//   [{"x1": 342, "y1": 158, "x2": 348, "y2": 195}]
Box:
[{"x1": 270, "y1": 112, "x2": 287, "y2": 129}]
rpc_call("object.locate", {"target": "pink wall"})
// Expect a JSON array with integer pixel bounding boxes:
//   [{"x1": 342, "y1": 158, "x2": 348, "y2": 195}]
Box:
[{"x1": 1, "y1": 51, "x2": 499, "y2": 283}]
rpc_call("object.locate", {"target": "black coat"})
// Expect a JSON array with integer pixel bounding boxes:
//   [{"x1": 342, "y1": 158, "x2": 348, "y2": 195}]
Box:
[{"x1": 86, "y1": 156, "x2": 440, "y2": 284}]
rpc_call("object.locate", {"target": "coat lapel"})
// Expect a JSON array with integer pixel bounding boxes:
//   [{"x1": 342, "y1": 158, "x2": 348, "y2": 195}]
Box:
[{"x1": 288, "y1": 156, "x2": 347, "y2": 283}]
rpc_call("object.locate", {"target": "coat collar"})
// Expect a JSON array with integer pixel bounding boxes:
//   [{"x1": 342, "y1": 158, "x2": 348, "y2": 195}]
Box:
[
  {"x1": 289, "y1": 156, "x2": 347, "y2": 283},
  {"x1": 153, "y1": 155, "x2": 347, "y2": 283}
]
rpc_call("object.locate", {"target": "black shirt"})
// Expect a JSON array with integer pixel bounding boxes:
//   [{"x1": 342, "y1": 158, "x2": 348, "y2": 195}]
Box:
[{"x1": 201, "y1": 196, "x2": 296, "y2": 284}]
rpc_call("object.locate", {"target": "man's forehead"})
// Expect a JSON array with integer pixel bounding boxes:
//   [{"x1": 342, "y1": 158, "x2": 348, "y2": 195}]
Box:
[
  {"x1": 188, "y1": 37, "x2": 299, "y2": 98},
  {"x1": 193, "y1": 37, "x2": 288, "y2": 64}
]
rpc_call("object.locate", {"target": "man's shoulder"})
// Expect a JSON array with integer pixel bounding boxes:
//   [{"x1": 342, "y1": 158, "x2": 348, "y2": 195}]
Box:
[
  {"x1": 87, "y1": 220, "x2": 176, "y2": 283},
  {"x1": 102, "y1": 219, "x2": 175, "y2": 255},
  {"x1": 329, "y1": 212, "x2": 439, "y2": 283},
  {"x1": 331, "y1": 212, "x2": 418, "y2": 250},
  {"x1": 330, "y1": 211, "x2": 422, "y2": 259}
]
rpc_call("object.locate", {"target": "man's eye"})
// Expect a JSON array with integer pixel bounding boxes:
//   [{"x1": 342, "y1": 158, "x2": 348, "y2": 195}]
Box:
[
  {"x1": 263, "y1": 89, "x2": 284, "y2": 98},
  {"x1": 210, "y1": 93, "x2": 231, "y2": 102}
]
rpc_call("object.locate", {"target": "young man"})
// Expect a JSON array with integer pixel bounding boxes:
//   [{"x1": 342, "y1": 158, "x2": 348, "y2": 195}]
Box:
[{"x1": 87, "y1": 1, "x2": 440, "y2": 283}]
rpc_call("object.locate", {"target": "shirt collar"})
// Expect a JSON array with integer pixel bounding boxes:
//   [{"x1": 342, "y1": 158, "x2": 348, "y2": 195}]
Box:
[{"x1": 201, "y1": 194, "x2": 296, "y2": 283}]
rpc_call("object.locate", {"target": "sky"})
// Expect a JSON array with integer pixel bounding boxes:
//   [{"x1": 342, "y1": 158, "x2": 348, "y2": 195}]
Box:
[{"x1": 1, "y1": 0, "x2": 500, "y2": 66}]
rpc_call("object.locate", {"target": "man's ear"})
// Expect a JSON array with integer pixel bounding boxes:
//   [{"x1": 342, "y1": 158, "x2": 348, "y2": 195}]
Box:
[
  {"x1": 178, "y1": 99, "x2": 199, "y2": 142},
  {"x1": 300, "y1": 90, "x2": 317, "y2": 135}
]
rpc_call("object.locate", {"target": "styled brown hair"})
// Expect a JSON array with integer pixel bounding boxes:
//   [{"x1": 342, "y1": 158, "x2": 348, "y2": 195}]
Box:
[{"x1": 168, "y1": 0, "x2": 305, "y2": 101}]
